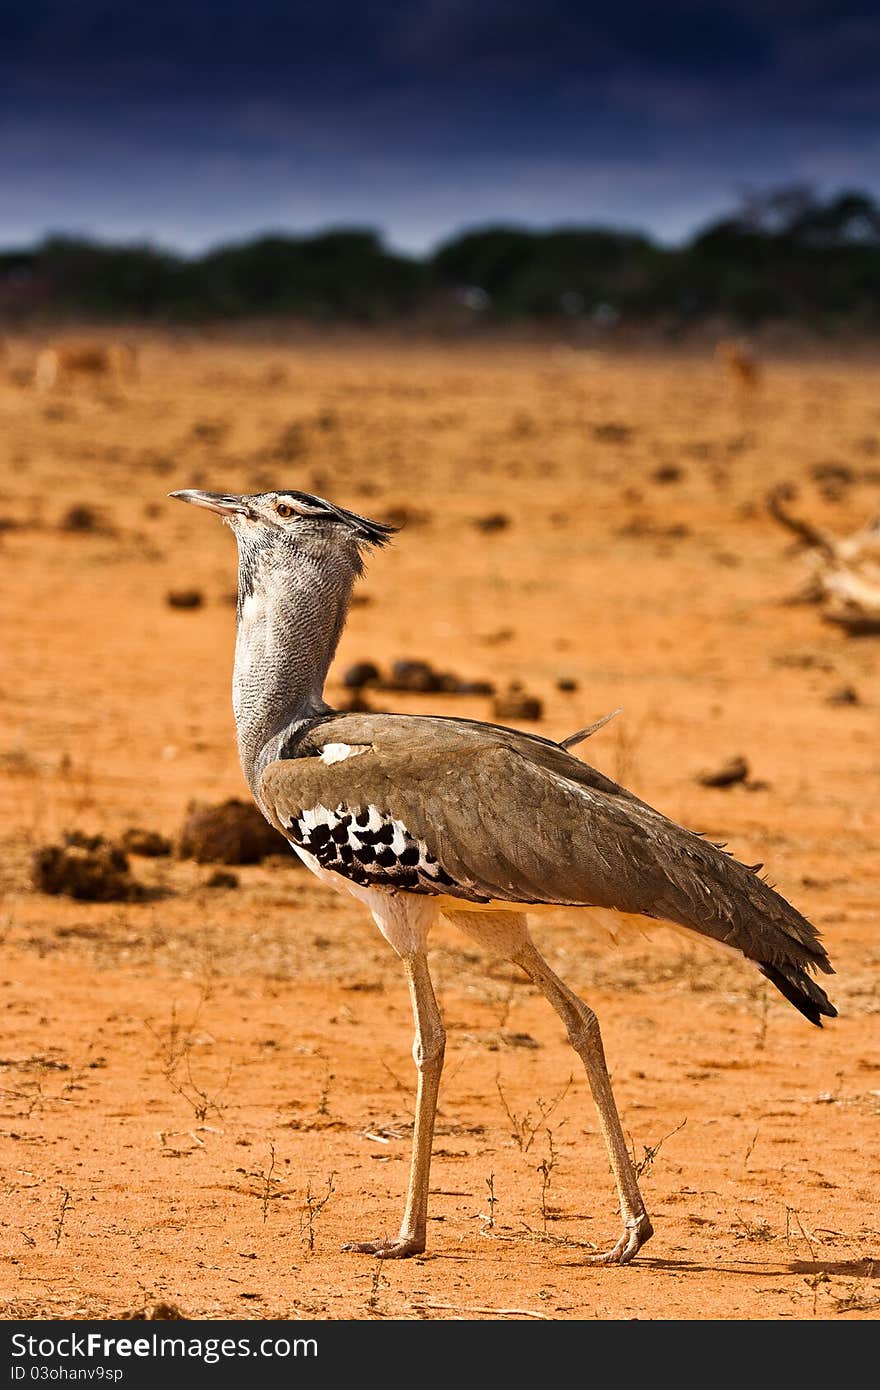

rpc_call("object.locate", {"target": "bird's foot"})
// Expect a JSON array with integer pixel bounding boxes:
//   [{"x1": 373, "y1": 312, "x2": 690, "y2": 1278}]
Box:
[
  {"x1": 584, "y1": 1213, "x2": 653, "y2": 1266},
  {"x1": 342, "y1": 1235, "x2": 425, "y2": 1259}
]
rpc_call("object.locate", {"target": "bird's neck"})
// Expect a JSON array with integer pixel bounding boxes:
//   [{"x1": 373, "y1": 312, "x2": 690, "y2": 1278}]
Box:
[{"x1": 231, "y1": 555, "x2": 352, "y2": 805}]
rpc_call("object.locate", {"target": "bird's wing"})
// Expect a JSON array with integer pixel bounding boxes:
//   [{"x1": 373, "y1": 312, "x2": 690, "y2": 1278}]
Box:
[{"x1": 260, "y1": 713, "x2": 834, "y2": 1020}]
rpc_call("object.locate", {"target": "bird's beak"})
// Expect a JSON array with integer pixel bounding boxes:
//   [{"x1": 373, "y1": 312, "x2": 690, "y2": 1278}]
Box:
[{"x1": 169, "y1": 489, "x2": 251, "y2": 518}]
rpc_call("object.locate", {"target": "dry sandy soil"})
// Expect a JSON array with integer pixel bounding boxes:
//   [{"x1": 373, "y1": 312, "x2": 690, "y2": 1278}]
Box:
[{"x1": 0, "y1": 331, "x2": 878, "y2": 1322}]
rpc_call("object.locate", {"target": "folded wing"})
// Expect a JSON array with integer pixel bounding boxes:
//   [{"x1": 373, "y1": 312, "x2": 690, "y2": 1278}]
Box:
[{"x1": 260, "y1": 712, "x2": 836, "y2": 1024}]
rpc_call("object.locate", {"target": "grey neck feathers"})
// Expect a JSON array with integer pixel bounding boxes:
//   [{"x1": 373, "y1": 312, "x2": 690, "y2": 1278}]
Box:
[{"x1": 231, "y1": 538, "x2": 353, "y2": 805}]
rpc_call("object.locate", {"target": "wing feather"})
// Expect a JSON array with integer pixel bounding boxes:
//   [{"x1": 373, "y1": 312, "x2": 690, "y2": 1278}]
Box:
[{"x1": 260, "y1": 712, "x2": 834, "y2": 1016}]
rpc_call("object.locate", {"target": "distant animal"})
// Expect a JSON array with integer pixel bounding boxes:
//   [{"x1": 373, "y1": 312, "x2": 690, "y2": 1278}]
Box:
[
  {"x1": 171, "y1": 486, "x2": 836, "y2": 1265},
  {"x1": 715, "y1": 338, "x2": 761, "y2": 389},
  {"x1": 34, "y1": 340, "x2": 137, "y2": 389}
]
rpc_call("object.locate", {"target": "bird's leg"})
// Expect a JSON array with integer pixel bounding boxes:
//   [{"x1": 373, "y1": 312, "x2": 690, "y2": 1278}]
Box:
[
  {"x1": 343, "y1": 950, "x2": 445, "y2": 1258},
  {"x1": 513, "y1": 939, "x2": 653, "y2": 1265}
]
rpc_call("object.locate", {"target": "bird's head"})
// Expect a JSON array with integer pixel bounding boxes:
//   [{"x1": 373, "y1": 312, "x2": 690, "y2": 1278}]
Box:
[{"x1": 170, "y1": 488, "x2": 397, "y2": 585}]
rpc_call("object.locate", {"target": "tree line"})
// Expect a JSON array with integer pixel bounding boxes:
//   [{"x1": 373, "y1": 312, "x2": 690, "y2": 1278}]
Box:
[{"x1": 1, "y1": 186, "x2": 878, "y2": 328}]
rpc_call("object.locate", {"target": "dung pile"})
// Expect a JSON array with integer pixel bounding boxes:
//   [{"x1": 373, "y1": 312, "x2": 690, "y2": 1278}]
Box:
[
  {"x1": 177, "y1": 798, "x2": 290, "y2": 864},
  {"x1": 32, "y1": 832, "x2": 147, "y2": 901}
]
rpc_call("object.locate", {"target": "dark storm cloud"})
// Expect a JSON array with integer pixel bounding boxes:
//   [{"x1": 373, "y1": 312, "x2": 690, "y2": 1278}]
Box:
[
  {"x1": 0, "y1": 2, "x2": 778, "y2": 121},
  {"x1": 1, "y1": 2, "x2": 879, "y2": 251}
]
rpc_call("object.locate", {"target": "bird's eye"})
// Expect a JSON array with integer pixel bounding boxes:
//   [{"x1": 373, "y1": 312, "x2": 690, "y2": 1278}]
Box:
[{"x1": 275, "y1": 502, "x2": 294, "y2": 519}]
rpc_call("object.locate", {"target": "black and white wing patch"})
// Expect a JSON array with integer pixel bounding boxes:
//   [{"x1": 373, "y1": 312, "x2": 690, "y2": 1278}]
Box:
[{"x1": 283, "y1": 803, "x2": 475, "y2": 896}]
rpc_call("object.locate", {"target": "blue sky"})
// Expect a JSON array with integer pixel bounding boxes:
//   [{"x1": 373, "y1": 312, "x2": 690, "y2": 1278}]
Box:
[{"x1": 2, "y1": 1, "x2": 879, "y2": 253}]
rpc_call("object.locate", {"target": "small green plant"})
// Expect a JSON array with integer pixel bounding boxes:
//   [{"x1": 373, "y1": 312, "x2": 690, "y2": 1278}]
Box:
[
  {"x1": 631, "y1": 1118, "x2": 686, "y2": 1179},
  {"x1": 733, "y1": 1212, "x2": 775, "y2": 1242},
  {"x1": 53, "y1": 1188, "x2": 71, "y2": 1248},
  {"x1": 317, "y1": 1070, "x2": 334, "y2": 1117},
  {"x1": 145, "y1": 991, "x2": 229, "y2": 1123},
  {"x1": 300, "y1": 1174, "x2": 336, "y2": 1252},
  {"x1": 785, "y1": 1206, "x2": 817, "y2": 1260},
  {"x1": 537, "y1": 1132, "x2": 558, "y2": 1233},
  {"x1": 495, "y1": 1073, "x2": 572, "y2": 1154},
  {"x1": 260, "y1": 1144, "x2": 277, "y2": 1224},
  {"x1": 366, "y1": 1261, "x2": 388, "y2": 1313},
  {"x1": 484, "y1": 1173, "x2": 497, "y2": 1230}
]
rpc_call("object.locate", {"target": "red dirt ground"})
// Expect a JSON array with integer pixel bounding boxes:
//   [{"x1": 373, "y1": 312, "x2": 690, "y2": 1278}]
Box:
[{"x1": 1, "y1": 334, "x2": 878, "y2": 1321}]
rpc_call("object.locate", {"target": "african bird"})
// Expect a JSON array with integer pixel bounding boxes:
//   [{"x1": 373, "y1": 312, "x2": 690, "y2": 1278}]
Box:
[{"x1": 170, "y1": 487, "x2": 836, "y2": 1265}]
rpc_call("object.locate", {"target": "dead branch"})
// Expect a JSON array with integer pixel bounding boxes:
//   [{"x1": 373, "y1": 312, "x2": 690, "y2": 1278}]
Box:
[
  {"x1": 766, "y1": 484, "x2": 835, "y2": 558},
  {"x1": 768, "y1": 485, "x2": 880, "y2": 634},
  {"x1": 411, "y1": 1300, "x2": 549, "y2": 1319}
]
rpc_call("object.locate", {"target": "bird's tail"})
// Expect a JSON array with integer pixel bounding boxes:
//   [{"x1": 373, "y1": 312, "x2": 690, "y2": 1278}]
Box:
[
  {"x1": 756, "y1": 960, "x2": 836, "y2": 1027},
  {"x1": 655, "y1": 832, "x2": 837, "y2": 1026}
]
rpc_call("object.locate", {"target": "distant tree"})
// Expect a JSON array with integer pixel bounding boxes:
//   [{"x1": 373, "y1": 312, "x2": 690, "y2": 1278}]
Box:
[
  {"x1": 4, "y1": 188, "x2": 879, "y2": 328},
  {"x1": 691, "y1": 187, "x2": 880, "y2": 323},
  {"x1": 431, "y1": 226, "x2": 539, "y2": 300},
  {"x1": 432, "y1": 224, "x2": 659, "y2": 317},
  {"x1": 719, "y1": 185, "x2": 880, "y2": 247},
  {"x1": 38, "y1": 236, "x2": 184, "y2": 316},
  {"x1": 196, "y1": 229, "x2": 424, "y2": 320}
]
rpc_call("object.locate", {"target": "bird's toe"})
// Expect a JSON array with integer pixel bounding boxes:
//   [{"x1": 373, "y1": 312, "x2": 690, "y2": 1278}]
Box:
[
  {"x1": 584, "y1": 1213, "x2": 653, "y2": 1266},
  {"x1": 342, "y1": 1235, "x2": 425, "y2": 1259}
]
